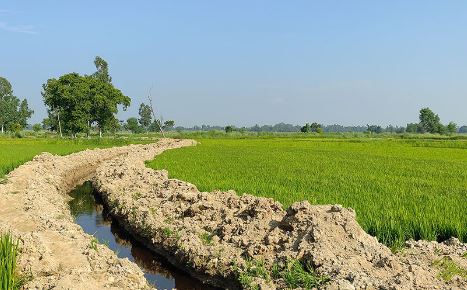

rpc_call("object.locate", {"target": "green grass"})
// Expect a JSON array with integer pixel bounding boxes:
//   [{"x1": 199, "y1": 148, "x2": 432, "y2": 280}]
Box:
[
  {"x1": 147, "y1": 138, "x2": 467, "y2": 247},
  {"x1": 1, "y1": 233, "x2": 20, "y2": 290},
  {"x1": 432, "y1": 257, "x2": 467, "y2": 281},
  {"x1": 0, "y1": 137, "x2": 151, "y2": 179},
  {"x1": 236, "y1": 258, "x2": 329, "y2": 289}
]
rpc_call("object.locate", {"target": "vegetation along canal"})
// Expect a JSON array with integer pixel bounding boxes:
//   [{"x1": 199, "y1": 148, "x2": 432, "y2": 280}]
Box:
[{"x1": 68, "y1": 181, "x2": 220, "y2": 290}]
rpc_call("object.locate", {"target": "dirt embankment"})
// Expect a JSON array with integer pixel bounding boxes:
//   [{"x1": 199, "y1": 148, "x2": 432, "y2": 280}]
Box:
[
  {"x1": 92, "y1": 140, "x2": 467, "y2": 289},
  {"x1": 0, "y1": 139, "x2": 193, "y2": 289}
]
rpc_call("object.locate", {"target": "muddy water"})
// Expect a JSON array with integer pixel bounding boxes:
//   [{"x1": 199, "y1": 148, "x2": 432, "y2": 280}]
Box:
[{"x1": 68, "y1": 181, "x2": 220, "y2": 290}]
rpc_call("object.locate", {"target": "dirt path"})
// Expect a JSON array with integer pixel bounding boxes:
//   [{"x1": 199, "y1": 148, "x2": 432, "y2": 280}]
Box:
[{"x1": 0, "y1": 138, "x2": 194, "y2": 289}]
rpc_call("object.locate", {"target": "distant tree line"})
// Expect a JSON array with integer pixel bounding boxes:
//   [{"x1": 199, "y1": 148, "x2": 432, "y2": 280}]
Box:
[
  {"x1": 171, "y1": 108, "x2": 465, "y2": 135},
  {"x1": 0, "y1": 77, "x2": 33, "y2": 134}
]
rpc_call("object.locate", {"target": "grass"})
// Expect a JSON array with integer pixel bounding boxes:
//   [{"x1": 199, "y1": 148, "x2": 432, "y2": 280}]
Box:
[
  {"x1": 0, "y1": 233, "x2": 20, "y2": 290},
  {"x1": 432, "y1": 257, "x2": 467, "y2": 281},
  {"x1": 272, "y1": 259, "x2": 330, "y2": 289},
  {"x1": 236, "y1": 258, "x2": 329, "y2": 289},
  {"x1": 0, "y1": 137, "x2": 151, "y2": 179},
  {"x1": 147, "y1": 137, "x2": 467, "y2": 247}
]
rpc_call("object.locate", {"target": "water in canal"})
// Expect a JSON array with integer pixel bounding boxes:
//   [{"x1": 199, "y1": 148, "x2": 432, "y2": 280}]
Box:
[{"x1": 68, "y1": 181, "x2": 220, "y2": 290}]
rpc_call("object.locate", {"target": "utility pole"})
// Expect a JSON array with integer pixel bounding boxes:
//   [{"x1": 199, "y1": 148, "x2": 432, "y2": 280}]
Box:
[{"x1": 147, "y1": 88, "x2": 165, "y2": 137}]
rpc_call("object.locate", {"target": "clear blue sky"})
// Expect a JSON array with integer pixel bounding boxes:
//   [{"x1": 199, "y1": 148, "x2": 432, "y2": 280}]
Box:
[{"x1": 1, "y1": 1, "x2": 466, "y2": 127}]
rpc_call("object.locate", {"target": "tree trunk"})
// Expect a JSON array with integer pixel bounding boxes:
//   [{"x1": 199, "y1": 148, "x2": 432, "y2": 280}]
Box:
[
  {"x1": 99, "y1": 127, "x2": 102, "y2": 138},
  {"x1": 1, "y1": 124, "x2": 3, "y2": 134},
  {"x1": 57, "y1": 111, "x2": 63, "y2": 138}
]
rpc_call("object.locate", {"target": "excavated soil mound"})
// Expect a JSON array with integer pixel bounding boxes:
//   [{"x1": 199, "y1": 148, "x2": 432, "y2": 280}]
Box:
[
  {"x1": 92, "y1": 139, "x2": 467, "y2": 290},
  {"x1": 0, "y1": 139, "x2": 193, "y2": 289}
]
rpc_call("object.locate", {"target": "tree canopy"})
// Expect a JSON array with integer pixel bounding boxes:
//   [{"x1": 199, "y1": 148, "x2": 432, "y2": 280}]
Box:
[
  {"x1": 42, "y1": 57, "x2": 130, "y2": 136},
  {"x1": 0, "y1": 76, "x2": 33, "y2": 133},
  {"x1": 138, "y1": 103, "x2": 152, "y2": 129},
  {"x1": 419, "y1": 107, "x2": 442, "y2": 134}
]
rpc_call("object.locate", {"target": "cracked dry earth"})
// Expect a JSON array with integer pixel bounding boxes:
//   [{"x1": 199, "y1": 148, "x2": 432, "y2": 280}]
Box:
[{"x1": 1, "y1": 138, "x2": 466, "y2": 289}]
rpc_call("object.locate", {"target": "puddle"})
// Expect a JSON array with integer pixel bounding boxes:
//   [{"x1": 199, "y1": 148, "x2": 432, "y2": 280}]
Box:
[{"x1": 68, "y1": 181, "x2": 220, "y2": 290}]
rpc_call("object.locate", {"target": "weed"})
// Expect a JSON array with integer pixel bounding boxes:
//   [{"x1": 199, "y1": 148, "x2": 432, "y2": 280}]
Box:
[
  {"x1": 132, "y1": 192, "x2": 142, "y2": 199},
  {"x1": 275, "y1": 259, "x2": 330, "y2": 289},
  {"x1": 199, "y1": 232, "x2": 213, "y2": 245},
  {"x1": 432, "y1": 257, "x2": 467, "y2": 281},
  {"x1": 236, "y1": 259, "x2": 270, "y2": 290},
  {"x1": 162, "y1": 227, "x2": 173, "y2": 238},
  {"x1": 90, "y1": 237, "x2": 99, "y2": 251},
  {"x1": 0, "y1": 233, "x2": 21, "y2": 290}
]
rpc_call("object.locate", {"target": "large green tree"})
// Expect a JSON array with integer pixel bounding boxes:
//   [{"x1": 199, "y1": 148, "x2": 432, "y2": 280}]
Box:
[
  {"x1": 0, "y1": 76, "x2": 33, "y2": 133},
  {"x1": 419, "y1": 107, "x2": 442, "y2": 134},
  {"x1": 42, "y1": 73, "x2": 93, "y2": 136},
  {"x1": 42, "y1": 57, "x2": 130, "y2": 137}
]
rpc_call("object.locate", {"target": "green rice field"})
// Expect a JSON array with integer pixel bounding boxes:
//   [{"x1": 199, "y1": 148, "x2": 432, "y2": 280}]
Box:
[{"x1": 147, "y1": 138, "x2": 467, "y2": 247}]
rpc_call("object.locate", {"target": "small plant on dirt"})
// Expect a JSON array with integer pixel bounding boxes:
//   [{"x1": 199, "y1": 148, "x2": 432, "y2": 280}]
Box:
[
  {"x1": 199, "y1": 232, "x2": 213, "y2": 245},
  {"x1": 272, "y1": 259, "x2": 330, "y2": 289},
  {"x1": 236, "y1": 259, "x2": 270, "y2": 290},
  {"x1": 162, "y1": 227, "x2": 173, "y2": 238},
  {"x1": 1, "y1": 233, "x2": 21, "y2": 290},
  {"x1": 462, "y1": 252, "x2": 467, "y2": 258},
  {"x1": 90, "y1": 237, "x2": 99, "y2": 252},
  {"x1": 432, "y1": 256, "x2": 467, "y2": 281},
  {"x1": 132, "y1": 192, "x2": 142, "y2": 199}
]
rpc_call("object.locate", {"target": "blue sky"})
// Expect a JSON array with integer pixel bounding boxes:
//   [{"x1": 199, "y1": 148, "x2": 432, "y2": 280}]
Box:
[{"x1": 1, "y1": 1, "x2": 466, "y2": 127}]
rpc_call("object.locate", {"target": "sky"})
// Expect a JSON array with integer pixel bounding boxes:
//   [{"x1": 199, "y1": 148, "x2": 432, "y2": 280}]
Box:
[{"x1": 1, "y1": 1, "x2": 467, "y2": 127}]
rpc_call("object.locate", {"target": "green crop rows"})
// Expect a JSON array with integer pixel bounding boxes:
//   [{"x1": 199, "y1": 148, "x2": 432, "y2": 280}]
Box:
[{"x1": 148, "y1": 138, "x2": 467, "y2": 247}]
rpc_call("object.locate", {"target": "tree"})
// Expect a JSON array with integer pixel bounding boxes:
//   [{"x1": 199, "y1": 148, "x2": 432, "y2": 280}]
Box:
[
  {"x1": 446, "y1": 122, "x2": 457, "y2": 135},
  {"x1": 125, "y1": 117, "x2": 142, "y2": 133},
  {"x1": 42, "y1": 57, "x2": 130, "y2": 137},
  {"x1": 310, "y1": 122, "x2": 322, "y2": 133},
  {"x1": 33, "y1": 123, "x2": 41, "y2": 133},
  {"x1": 138, "y1": 103, "x2": 152, "y2": 129},
  {"x1": 42, "y1": 73, "x2": 92, "y2": 137},
  {"x1": 17, "y1": 99, "x2": 33, "y2": 128},
  {"x1": 92, "y1": 56, "x2": 112, "y2": 83},
  {"x1": 406, "y1": 123, "x2": 419, "y2": 133},
  {"x1": 419, "y1": 107, "x2": 442, "y2": 134},
  {"x1": 225, "y1": 125, "x2": 234, "y2": 133},
  {"x1": 301, "y1": 123, "x2": 311, "y2": 133},
  {"x1": 163, "y1": 120, "x2": 175, "y2": 130},
  {"x1": 459, "y1": 126, "x2": 467, "y2": 134},
  {"x1": 367, "y1": 125, "x2": 383, "y2": 134},
  {"x1": 0, "y1": 76, "x2": 33, "y2": 133}
]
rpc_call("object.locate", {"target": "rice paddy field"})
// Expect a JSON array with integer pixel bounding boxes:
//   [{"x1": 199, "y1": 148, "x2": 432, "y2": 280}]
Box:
[
  {"x1": 0, "y1": 138, "x2": 150, "y2": 179},
  {"x1": 147, "y1": 138, "x2": 467, "y2": 247}
]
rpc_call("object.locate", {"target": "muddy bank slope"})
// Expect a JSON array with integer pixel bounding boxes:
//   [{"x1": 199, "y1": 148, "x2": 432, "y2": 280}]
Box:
[
  {"x1": 94, "y1": 140, "x2": 467, "y2": 289},
  {"x1": 0, "y1": 138, "x2": 194, "y2": 289}
]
